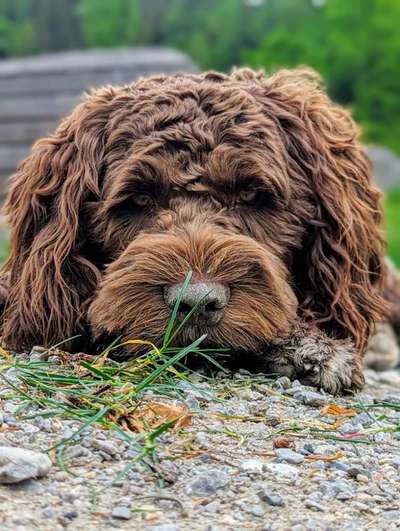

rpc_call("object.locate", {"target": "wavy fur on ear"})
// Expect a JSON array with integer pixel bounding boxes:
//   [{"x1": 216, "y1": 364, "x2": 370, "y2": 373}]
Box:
[
  {"x1": 1, "y1": 88, "x2": 116, "y2": 350},
  {"x1": 253, "y1": 68, "x2": 388, "y2": 353}
]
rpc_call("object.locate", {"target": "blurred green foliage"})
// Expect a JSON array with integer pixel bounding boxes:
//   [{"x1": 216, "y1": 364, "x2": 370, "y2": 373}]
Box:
[
  {"x1": 0, "y1": 0, "x2": 398, "y2": 265},
  {"x1": 1, "y1": 0, "x2": 400, "y2": 153}
]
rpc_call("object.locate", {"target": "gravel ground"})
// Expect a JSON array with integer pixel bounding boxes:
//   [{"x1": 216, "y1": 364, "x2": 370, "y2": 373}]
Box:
[{"x1": 0, "y1": 364, "x2": 399, "y2": 531}]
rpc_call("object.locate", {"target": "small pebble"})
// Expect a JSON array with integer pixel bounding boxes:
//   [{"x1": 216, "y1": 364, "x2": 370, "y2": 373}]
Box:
[
  {"x1": 185, "y1": 469, "x2": 230, "y2": 497},
  {"x1": 265, "y1": 463, "x2": 299, "y2": 483},
  {"x1": 63, "y1": 510, "x2": 78, "y2": 520},
  {"x1": 111, "y1": 506, "x2": 131, "y2": 520},
  {"x1": 240, "y1": 459, "x2": 264, "y2": 474},
  {"x1": 275, "y1": 448, "x2": 304, "y2": 465},
  {"x1": 275, "y1": 376, "x2": 292, "y2": 390},
  {"x1": 292, "y1": 389, "x2": 327, "y2": 407},
  {"x1": 91, "y1": 439, "x2": 120, "y2": 456},
  {"x1": 304, "y1": 498, "x2": 325, "y2": 512},
  {"x1": 258, "y1": 489, "x2": 285, "y2": 507},
  {"x1": 145, "y1": 526, "x2": 180, "y2": 531},
  {"x1": 42, "y1": 508, "x2": 54, "y2": 519}
]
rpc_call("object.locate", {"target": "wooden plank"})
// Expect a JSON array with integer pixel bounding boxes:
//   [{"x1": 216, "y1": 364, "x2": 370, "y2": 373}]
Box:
[
  {"x1": 0, "y1": 146, "x2": 31, "y2": 173},
  {"x1": 0, "y1": 64, "x2": 193, "y2": 97},
  {"x1": 0, "y1": 121, "x2": 56, "y2": 145},
  {"x1": 0, "y1": 173, "x2": 12, "y2": 197},
  {"x1": 0, "y1": 95, "x2": 81, "y2": 121},
  {"x1": 0, "y1": 48, "x2": 197, "y2": 78}
]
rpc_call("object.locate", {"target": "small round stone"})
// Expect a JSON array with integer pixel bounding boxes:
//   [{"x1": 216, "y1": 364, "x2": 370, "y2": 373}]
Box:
[{"x1": 111, "y1": 506, "x2": 131, "y2": 520}]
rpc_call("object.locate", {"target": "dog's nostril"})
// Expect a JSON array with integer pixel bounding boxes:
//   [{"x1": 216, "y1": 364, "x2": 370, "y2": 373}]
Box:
[{"x1": 164, "y1": 282, "x2": 230, "y2": 325}]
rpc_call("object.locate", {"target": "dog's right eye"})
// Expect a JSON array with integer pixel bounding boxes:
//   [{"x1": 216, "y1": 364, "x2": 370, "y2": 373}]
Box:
[{"x1": 133, "y1": 194, "x2": 153, "y2": 208}]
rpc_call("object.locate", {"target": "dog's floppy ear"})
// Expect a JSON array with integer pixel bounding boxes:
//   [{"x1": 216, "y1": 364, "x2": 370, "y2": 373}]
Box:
[
  {"x1": 2, "y1": 88, "x2": 115, "y2": 350},
  {"x1": 261, "y1": 68, "x2": 387, "y2": 352}
]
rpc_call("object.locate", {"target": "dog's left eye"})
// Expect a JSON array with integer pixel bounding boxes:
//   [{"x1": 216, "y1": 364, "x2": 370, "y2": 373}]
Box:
[
  {"x1": 239, "y1": 190, "x2": 258, "y2": 203},
  {"x1": 133, "y1": 194, "x2": 152, "y2": 207}
]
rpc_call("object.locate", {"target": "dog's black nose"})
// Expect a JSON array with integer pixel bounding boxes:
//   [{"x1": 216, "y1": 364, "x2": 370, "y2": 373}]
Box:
[{"x1": 164, "y1": 282, "x2": 230, "y2": 326}]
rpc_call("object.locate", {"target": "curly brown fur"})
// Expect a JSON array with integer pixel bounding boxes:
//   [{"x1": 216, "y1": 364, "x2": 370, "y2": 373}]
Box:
[
  {"x1": 0, "y1": 68, "x2": 390, "y2": 392},
  {"x1": 264, "y1": 320, "x2": 365, "y2": 394}
]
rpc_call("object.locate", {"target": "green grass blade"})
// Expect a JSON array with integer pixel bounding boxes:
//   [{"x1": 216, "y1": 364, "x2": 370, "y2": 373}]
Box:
[
  {"x1": 162, "y1": 270, "x2": 193, "y2": 347},
  {"x1": 46, "y1": 406, "x2": 110, "y2": 452},
  {"x1": 80, "y1": 360, "x2": 117, "y2": 382},
  {"x1": 135, "y1": 334, "x2": 207, "y2": 393}
]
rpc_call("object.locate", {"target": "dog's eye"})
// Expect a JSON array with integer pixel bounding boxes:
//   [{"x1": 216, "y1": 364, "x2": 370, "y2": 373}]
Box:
[
  {"x1": 133, "y1": 194, "x2": 152, "y2": 208},
  {"x1": 239, "y1": 190, "x2": 258, "y2": 203}
]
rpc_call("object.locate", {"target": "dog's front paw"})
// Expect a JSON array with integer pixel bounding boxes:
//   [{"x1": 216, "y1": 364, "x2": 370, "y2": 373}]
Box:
[
  {"x1": 268, "y1": 327, "x2": 364, "y2": 394},
  {"x1": 292, "y1": 336, "x2": 364, "y2": 394}
]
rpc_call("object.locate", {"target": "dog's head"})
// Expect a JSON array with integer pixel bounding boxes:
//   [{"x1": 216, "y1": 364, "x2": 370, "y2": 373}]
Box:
[{"x1": 3, "y1": 68, "x2": 386, "y2": 354}]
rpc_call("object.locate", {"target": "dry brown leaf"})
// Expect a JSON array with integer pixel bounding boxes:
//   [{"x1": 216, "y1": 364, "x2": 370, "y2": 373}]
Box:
[
  {"x1": 305, "y1": 451, "x2": 344, "y2": 462},
  {"x1": 322, "y1": 404, "x2": 357, "y2": 417},
  {"x1": 126, "y1": 401, "x2": 192, "y2": 432},
  {"x1": 272, "y1": 437, "x2": 295, "y2": 449}
]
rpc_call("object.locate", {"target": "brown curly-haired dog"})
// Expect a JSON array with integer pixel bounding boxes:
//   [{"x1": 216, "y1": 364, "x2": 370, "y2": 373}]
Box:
[{"x1": 1, "y1": 67, "x2": 396, "y2": 393}]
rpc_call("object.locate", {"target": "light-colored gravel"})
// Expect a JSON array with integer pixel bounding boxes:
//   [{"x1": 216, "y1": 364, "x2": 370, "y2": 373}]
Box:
[{"x1": 0, "y1": 367, "x2": 399, "y2": 530}]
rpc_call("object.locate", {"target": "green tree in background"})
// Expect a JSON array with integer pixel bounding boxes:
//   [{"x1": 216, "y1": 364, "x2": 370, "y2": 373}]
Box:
[
  {"x1": 0, "y1": 0, "x2": 399, "y2": 154},
  {"x1": 78, "y1": 0, "x2": 140, "y2": 47},
  {"x1": 245, "y1": 0, "x2": 400, "y2": 153}
]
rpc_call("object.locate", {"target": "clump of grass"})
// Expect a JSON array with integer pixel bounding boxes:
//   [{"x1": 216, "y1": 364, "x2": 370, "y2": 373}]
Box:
[{"x1": 0, "y1": 271, "x2": 223, "y2": 486}]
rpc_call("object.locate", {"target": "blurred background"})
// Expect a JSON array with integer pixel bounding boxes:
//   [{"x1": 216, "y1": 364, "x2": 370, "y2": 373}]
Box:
[{"x1": 0, "y1": 0, "x2": 398, "y2": 265}]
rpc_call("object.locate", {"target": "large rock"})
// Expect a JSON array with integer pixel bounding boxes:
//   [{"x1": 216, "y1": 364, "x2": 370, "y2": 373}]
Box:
[{"x1": 0, "y1": 446, "x2": 52, "y2": 484}]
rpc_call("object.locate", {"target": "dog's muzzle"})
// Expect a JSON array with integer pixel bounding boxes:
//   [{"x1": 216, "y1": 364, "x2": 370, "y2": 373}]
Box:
[{"x1": 164, "y1": 282, "x2": 230, "y2": 326}]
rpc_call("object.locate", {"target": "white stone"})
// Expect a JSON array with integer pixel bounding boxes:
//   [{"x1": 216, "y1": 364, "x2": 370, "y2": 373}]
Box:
[{"x1": 0, "y1": 446, "x2": 52, "y2": 484}]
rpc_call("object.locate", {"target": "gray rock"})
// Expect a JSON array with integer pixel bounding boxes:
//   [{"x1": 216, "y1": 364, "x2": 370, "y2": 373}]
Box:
[
  {"x1": 275, "y1": 376, "x2": 292, "y2": 390},
  {"x1": 391, "y1": 455, "x2": 400, "y2": 468},
  {"x1": 91, "y1": 438, "x2": 120, "y2": 456},
  {"x1": 8, "y1": 478, "x2": 46, "y2": 492},
  {"x1": 3, "y1": 368, "x2": 22, "y2": 386},
  {"x1": 240, "y1": 459, "x2": 264, "y2": 474},
  {"x1": 264, "y1": 463, "x2": 299, "y2": 483},
  {"x1": 340, "y1": 422, "x2": 363, "y2": 435},
  {"x1": 202, "y1": 501, "x2": 220, "y2": 514},
  {"x1": 111, "y1": 506, "x2": 131, "y2": 520},
  {"x1": 63, "y1": 510, "x2": 78, "y2": 520},
  {"x1": 325, "y1": 479, "x2": 354, "y2": 500},
  {"x1": 383, "y1": 510, "x2": 400, "y2": 520},
  {"x1": 248, "y1": 504, "x2": 265, "y2": 517},
  {"x1": 0, "y1": 446, "x2": 52, "y2": 484},
  {"x1": 145, "y1": 526, "x2": 180, "y2": 531},
  {"x1": 351, "y1": 413, "x2": 372, "y2": 426},
  {"x1": 29, "y1": 346, "x2": 49, "y2": 362},
  {"x1": 42, "y1": 508, "x2": 54, "y2": 519},
  {"x1": 328, "y1": 461, "x2": 349, "y2": 473},
  {"x1": 292, "y1": 389, "x2": 327, "y2": 407},
  {"x1": 380, "y1": 394, "x2": 400, "y2": 405},
  {"x1": 185, "y1": 469, "x2": 230, "y2": 497},
  {"x1": 12, "y1": 516, "x2": 33, "y2": 526},
  {"x1": 258, "y1": 489, "x2": 285, "y2": 507},
  {"x1": 305, "y1": 498, "x2": 325, "y2": 512},
  {"x1": 347, "y1": 466, "x2": 371, "y2": 479},
  {"x1": 313, "y1": 444, "x2": 337, "y2": 455},
  {"x1": 374, "y1": 432, "x2": 392, "y2": 443},
  {"x1": 275, "y1": 448, "x2": 305, "y2": 464}
]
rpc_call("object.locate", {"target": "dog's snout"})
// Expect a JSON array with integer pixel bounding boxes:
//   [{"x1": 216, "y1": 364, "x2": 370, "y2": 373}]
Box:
[{"x1": 164, "y1": 282, "x2": 230, "y2": 326}]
